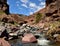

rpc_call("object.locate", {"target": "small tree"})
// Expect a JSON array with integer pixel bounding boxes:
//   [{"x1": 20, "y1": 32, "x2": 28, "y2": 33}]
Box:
[{"x1": 35, "y1": 13, "x2": 42, "y2": 23}]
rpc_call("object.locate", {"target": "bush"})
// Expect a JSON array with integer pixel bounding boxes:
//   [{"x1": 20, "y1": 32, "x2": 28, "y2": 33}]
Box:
[
  {"x1": 0, "y1": 10, "x2": 5, "y2": 14},
  {"x1": 46, "y1": 21, "x2": 60, "y2": 36},
  {"x1": 35, "y1": 13, "x2": 43, "y2": 23}
]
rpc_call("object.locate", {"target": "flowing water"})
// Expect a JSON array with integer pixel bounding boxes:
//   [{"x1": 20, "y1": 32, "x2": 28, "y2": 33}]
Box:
[
  {"x1": 9, "y1": 38, "x2": 60, "y2": 46},
  {"x1": 9, "y1": 39, "x2": 37, "y2": 46},
  {"x1": 9, "y1": 34, "x2": 60, "y2": 46},
  {"x1": 9, "y1": 31, "x2": 60, "y2": 46}
]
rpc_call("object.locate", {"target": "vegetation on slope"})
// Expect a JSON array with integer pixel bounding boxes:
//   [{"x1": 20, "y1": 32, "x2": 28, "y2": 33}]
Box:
[
  {"x1": 35, "y1": 13, "x2": 43, "y2": 23},
  {"x1": 45, "y1": 21, "x2": 60, "y2": 36},
  {"x1": 0, "y1": 10, "x2": 5, "y2": 15}
]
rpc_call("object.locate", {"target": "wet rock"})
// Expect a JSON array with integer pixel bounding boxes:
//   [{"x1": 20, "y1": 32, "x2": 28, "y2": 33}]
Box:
[{"x1": 22, "y1": 33, "x2": 37, "y2": 43}]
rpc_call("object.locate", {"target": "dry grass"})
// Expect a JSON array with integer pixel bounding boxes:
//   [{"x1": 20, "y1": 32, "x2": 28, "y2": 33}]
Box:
[{"x1": 45, "y1": 21, "x2": 60, "y2": 36}]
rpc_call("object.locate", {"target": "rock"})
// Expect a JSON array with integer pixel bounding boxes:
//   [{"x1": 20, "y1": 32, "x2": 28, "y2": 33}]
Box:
[
  {"x1": 22, "y1": 24, "x2": 27, "y2": 27},
  {"x1": 22, "y1": 33, "x2": 37, "y2": 43},
  {"x1": 44, "y1": 27, "x2": 49, "y2": 31},
  {"x1": 53, "y1": 34, "x2": 59, "y2": 38},
  {"x1": 8, "y1": 37, "x2": 13, "y2": 40},
  {"x1": 39, "y1": 23, "x2": 44, "y2": 29},
  {"x1": 9, "y1": 33, "x2": 18, "y2": 36},
  {"x1": 0, "y1": 38, "x2": 11, "y2": 46},
  {"x1": 0, "y1": 26, "x2": 5, "y2": 36},
  {"x1": 6, "y1": 28, "x2": 11, "y2": 33},
  {"x1": 56, "y1": 35, "x2": 60, "y2": 42},
  {"x1": 0, "y1": 29, "x2": 9, "y2": 39}
]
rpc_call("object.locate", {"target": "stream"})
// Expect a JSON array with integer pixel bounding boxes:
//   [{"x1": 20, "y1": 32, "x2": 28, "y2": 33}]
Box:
[
  {"x1": 9, "y1": 38, "x2": 60, "y2": 46},
  {"x1": 9, "y1": 33, "x2": 60, "y2": 46}
]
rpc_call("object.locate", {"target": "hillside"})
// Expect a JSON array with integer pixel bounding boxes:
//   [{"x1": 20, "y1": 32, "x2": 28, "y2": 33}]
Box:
[{"x1": 0, "y1": 0, "x2": 60, "y2": 42}]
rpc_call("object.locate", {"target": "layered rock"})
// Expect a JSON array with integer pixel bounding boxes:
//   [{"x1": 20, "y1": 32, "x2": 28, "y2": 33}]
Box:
[{"x1": 45, "y1": 0, "x2": 60, "y2": 21}]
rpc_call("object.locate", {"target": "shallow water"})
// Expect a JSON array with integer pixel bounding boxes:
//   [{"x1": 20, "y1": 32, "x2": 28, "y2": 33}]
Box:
[
  {"x1": 9, "y1": 39, "x2": 60, "y2": 46},
  {"x1": 9, "y1": 39, "x2": 37, "y2": 46}
]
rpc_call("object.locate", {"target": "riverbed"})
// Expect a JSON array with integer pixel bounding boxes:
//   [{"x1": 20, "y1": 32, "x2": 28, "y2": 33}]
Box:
[{"x1": 9, "y1": 38, "x2": 60, "y2": 46}]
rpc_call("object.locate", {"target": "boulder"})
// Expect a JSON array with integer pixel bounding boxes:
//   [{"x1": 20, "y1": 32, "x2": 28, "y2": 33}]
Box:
[
  {"x1": 0, "y1": 38, "x2": 10, "y2": 46},
  {"x1": 22, "y1": 33, "x2": 37, "y2": 43},
  {"x1": 0, "y1": 26, "x2": 5, "y2": 36},
  {"x1": 56, "y1": 35, "x2": 60, "y2": 42}
]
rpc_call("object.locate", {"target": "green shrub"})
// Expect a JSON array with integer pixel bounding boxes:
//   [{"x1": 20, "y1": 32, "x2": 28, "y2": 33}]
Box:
[
  {"x1": 14, "y1": 22, "x2": 19, "y2": 26},
  {"x1": 0, "y1": 10, "x2": 5, "y2": 14},
  {"x1": 35, "y1": 13, "x2": 43, "y2": 23}
]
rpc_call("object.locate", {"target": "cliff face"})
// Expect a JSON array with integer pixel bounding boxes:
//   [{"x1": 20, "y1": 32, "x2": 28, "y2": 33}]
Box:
[
  {"x1": 0, "y1": 0, "x2": 25, "y2": 24},
  {"x1": 45, "y1": 0, "x2": 60, "y2": 21},
  {"x1": 0, "y1": 0, "x2": 9, "y2": 14}
]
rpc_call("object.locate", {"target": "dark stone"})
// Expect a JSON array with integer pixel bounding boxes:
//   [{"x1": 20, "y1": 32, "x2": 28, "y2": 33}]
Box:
[
  {"x1": 35, "y1": 35, "x2": 40, "y2": 39},
  {"x1": 52, "y1": 10, "x2": 58, "y2": 14},
  {"x1": 19, "y1": 22, "x2": 24, "y2": 26},
  {"x1": 31, "y1": 20, "x2": 34, "y2": 22},
  {"x1": 46, "y1": 0, "x2": 57, "y2": 6},
  {"x1": 0, "y1": 0, "x2": 7, "y2": 3},
  {"x1": 4, "y1": 3, "x2": 9, "y2": 15},
  {"x1": 2, "y1": 17, "x2": 8, "y2": 23},
  {"x1": 8, "y1": 21, "x2": 14, "y2": 24},
  {"x1": 52, "y1": 15, "x2": 59, "y2": 18},
  {"x1": 45, "y1": 13, "x2": 52, "y2": 17},
  {"x1": 0, "y1": 29, "x2": 9, "y2": 39},
  {"x1": 24, "y1": 21, "x2": 28, "y2": 24}
]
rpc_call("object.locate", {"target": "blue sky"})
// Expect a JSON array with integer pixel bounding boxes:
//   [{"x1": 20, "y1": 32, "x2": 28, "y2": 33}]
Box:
[{"x1": 7, "y1": 0, "x2": 45, "y2": 16}]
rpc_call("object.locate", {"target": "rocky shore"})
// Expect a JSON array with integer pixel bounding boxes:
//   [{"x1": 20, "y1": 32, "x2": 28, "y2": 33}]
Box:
[{"x1": 0, "y1": 21, "x2": 60, "y2": 46}]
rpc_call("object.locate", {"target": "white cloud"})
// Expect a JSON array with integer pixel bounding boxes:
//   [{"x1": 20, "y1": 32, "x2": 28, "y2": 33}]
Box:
[
  {"x1": 29, "y1": 12, "x2": 34, "y2": 15},
  {"x1": 21, "y1": 4, "x2": 28, "y2": 8},
  {"x1": 20, "y1": 0, "x2": 28, "y2": 3},
  {"x1": 40, "y1": 2, "x2": 45, "y2": 5},
  {"x1": 7, "y1": 2, "x2": 9, "y2": 4},
  {"x1": 20, "y1": 0, "x2": 45, "y2": 15},
  {"x1": 29, "y1": 2, "x2": 45, "y2": 14},
  {"x1": 29, "y1": 2, "x2": 37, "y2": 8},
  {"x1": 35, "y1": 6, "x2": 44, "y2": 12}
]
